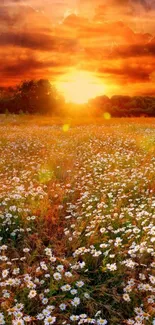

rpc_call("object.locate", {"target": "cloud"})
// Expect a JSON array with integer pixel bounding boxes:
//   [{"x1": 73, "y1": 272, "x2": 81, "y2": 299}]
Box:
[
  {"x1": 0, "y1": 31, "x2": 78, "y2": 52},
  {"x1": 0, "y1": 49, "x2": 75, "y2": 87},
  {"x1": 109, "y1": 0, "x2": 152, "y2": 10},
  {"x1": 0, "y1": 0, "x2": 155, "y2": 96},
  {"x1": 98, "y1": 63, "x2": 152, "y2": 83},
  {"x1": 80, "y1": 0, "x2": 154, "y2": 12},
  {"x1": 112, "y1": 38, "x2": 155, "y2": 58}
]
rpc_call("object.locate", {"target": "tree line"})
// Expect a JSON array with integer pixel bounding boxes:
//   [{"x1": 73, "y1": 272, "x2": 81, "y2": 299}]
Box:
[
  {"x1": 0, "y1": 79, "x2": 64, "y2": 115},
  {"x1": 88, "y1": 95, "x2": 155, "y2": 117},
  {"x1": 0, "y1": 79, "x2": 155, "y2": 117}
]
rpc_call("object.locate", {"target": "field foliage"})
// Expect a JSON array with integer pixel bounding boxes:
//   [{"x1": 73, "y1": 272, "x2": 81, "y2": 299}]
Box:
[{"x1": 0, "y1": 116, "x2": 155, "y2": 325}]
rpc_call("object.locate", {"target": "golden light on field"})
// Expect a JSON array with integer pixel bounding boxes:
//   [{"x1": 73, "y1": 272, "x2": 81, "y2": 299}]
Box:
[{"x1": 56, "y1": 70, "x2": 105, "y2": 104}]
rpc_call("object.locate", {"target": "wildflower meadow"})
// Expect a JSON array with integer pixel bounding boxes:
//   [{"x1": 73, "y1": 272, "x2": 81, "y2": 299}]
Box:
[{"x1": 0, "y1": 116, "x2": 155, "y2": 325}]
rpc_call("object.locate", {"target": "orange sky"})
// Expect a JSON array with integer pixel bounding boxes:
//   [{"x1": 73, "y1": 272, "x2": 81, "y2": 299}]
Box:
[{"x1": 0, "y1": 0, "x2": 155, "y2": 97}]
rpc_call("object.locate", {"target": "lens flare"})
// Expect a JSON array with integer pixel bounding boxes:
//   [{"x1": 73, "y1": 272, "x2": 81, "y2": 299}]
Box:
[
  {"x1": 103, "y1": 112, "x2": 111, "y2": 120},
  {"x1": 62, "y1": 124, "x2": 70, "y2": 132}
]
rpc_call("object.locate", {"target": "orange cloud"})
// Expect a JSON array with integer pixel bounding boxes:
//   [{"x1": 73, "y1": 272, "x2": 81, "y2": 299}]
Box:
[{"x1": 0, "y1": 0, "x2": 155, "y2": 96}]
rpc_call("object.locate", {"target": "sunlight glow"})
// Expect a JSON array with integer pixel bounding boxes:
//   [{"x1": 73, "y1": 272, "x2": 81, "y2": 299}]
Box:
[{"x1": 56, "y1": 70, "x2": 105, "y2": 104}]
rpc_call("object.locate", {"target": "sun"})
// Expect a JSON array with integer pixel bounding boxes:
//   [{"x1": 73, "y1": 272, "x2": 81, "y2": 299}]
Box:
[{"x1": 56, "y1": 70, "x2": 105, "y2": 104}]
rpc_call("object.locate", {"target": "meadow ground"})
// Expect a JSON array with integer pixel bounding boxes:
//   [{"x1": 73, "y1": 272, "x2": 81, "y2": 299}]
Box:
[{"x1": 0, "y1": 115, "x2": 155, "y2": 325}]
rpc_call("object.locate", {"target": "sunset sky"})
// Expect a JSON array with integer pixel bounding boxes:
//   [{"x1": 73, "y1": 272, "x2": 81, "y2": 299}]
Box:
[{"x1": 1, "y1": 0, "x2": 155, "y2": 100}]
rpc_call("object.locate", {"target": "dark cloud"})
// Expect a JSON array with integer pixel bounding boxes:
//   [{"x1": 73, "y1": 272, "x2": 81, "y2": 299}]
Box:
[
  {"x1": 82, "y1": 0, "x2": 154, "y2": 12},
  {"x1": 110, "y1": 0, "x2": 152, "y2": 10},
  {"x1": 0, "y1": 31, "x2": 78, "y2": 52},
  {"x1": 138, "y1": 0, "x2": 152, "y2": 11},
  {"x1": 0, "y1": 32, "x2": 54, "y2": 50},
  {"x1": 98, "y1": 64, "x2": 151, "y2": 83},
  {"x1": 0, "y1": 53, "x2": 74, "y2": 85},
  {"x1": 0, "y1": 5, "x2": 20, "y2": 26},
  {"x1": 112, "y1": 39, "x2": 155, "y2": 58}
]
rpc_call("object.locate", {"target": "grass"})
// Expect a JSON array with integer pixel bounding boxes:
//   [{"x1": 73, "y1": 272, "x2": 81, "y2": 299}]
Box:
[{"x1": 0, "y1": 115, "x2": 155, "y2": 325}]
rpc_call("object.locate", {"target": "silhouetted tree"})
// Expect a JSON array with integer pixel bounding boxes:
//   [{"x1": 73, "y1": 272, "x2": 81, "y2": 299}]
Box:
[{"x1": 0, "y1": 79, "x2": 65, "y2": 115}]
